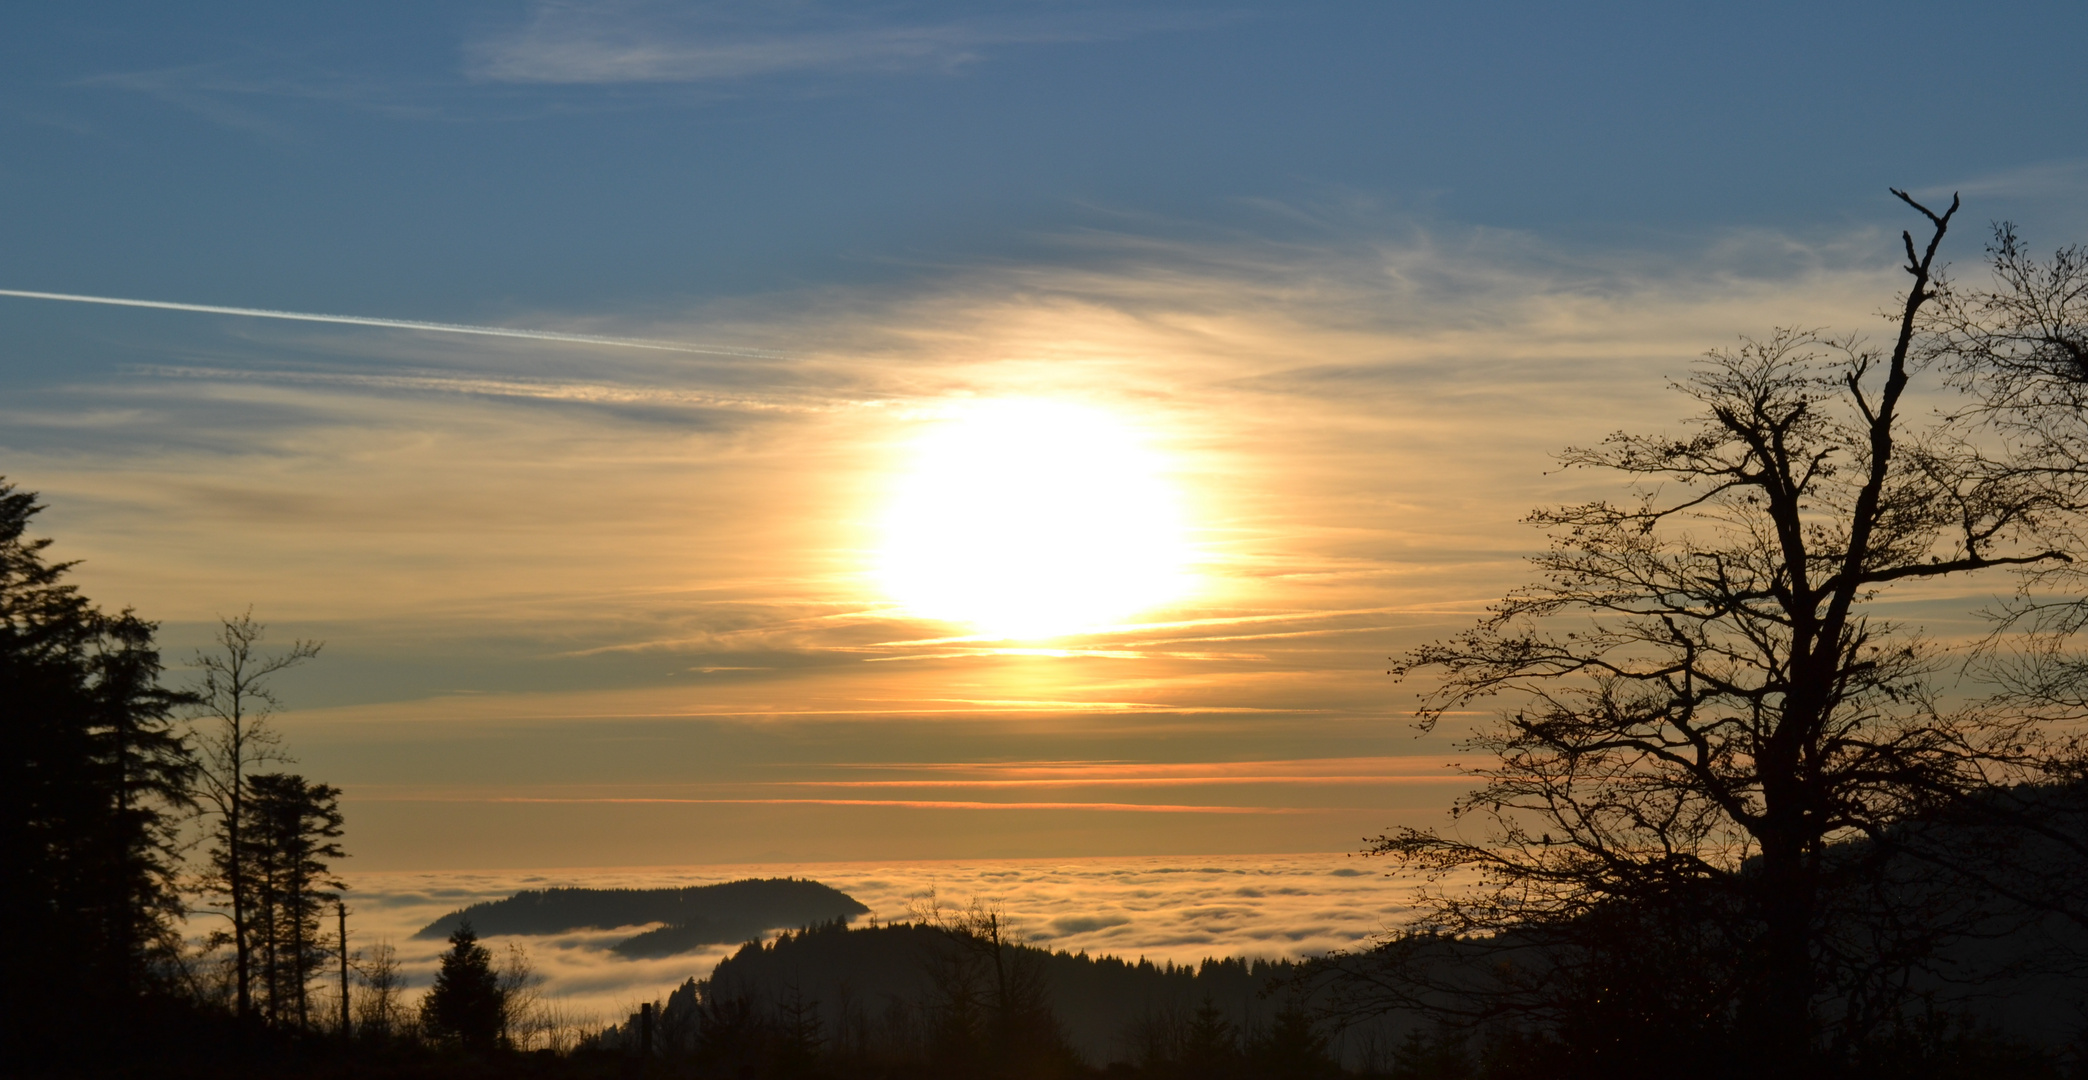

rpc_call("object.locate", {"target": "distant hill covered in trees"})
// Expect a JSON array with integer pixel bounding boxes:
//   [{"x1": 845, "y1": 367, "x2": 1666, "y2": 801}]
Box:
[
  {"x1": 597, "y1": 916, "x2": 1401, "y2": 1074},
  {"x1": 415, "y1": 878, "x2": 870, "y2": 958}
]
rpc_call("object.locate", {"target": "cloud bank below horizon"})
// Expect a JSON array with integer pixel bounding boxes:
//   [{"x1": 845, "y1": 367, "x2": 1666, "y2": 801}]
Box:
[{"x1": 333, "y1": 853, "x2": 1456, "y2": 1026}]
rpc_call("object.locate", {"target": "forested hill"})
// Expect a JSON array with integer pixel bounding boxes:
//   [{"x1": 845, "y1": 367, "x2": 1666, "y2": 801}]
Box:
[
  {"x1": 604, "y1": 920, "x2": 1403, "y2": 1067},
  {"x1": 706, "y1": 921, "x2": 1310, "y2": 1060},
  {"x1": 415, "y1": 878, "x2": 870, "y2": 958}
]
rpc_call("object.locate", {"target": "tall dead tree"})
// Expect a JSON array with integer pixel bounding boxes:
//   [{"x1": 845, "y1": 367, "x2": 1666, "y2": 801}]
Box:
[
  {"x1": 1357, "y1": 192, "x2": 2088, "y2": 1074},
  {"x1": 1904, "y1": 223, "x2": 2088, "y2": 942}
]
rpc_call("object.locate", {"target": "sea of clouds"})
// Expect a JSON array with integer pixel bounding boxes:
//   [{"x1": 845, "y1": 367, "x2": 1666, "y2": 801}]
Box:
[{"x1": 341, "y1": 852, "x2": 1447, "y2": 1025}]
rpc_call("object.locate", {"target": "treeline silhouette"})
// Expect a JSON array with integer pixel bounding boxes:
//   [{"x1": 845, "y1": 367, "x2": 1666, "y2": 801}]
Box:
[
  {"x1": 596, "y1": 910, "x2": 1349, "y2": 1079},
  {"x1": 595, "y1": 882, "x2": 2088, "y2": 1079},
  {"x1": 1, "y1": 478, "x2": 371, "y2": 1074},
  {"x1": 3, "y1": 478, "x2": 195, "y2": 1055}
]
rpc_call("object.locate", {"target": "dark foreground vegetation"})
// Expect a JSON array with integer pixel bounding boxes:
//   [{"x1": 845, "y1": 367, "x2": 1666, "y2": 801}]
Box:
[
  {"x1": 1333, "y1": 195, "x2": 2088, "y2": 1078},
  {"x1": 11, "y1": 191, "x2": 2088, "y2": 1078}
]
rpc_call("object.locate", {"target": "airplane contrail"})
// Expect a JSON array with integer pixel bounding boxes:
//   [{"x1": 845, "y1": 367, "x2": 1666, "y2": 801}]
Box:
[{"x1": 0, "y1": 288, "x2": 790, "y2": 359}]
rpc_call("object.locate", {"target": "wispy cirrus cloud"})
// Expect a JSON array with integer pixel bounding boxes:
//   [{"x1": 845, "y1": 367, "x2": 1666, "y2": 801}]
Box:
[
  {"x1": 796, "y1": 756, "x2": 1465, "y2": 785},
  {"x1": 68, "y1": 3, "x2": 1222, "y2": 132},
  {"x1": 383, "y1": 795, "x2": 1318, "y2": 814},
  {"x1": 130, "y1": 364, "x2": 854, "y2": 414},
  {"x1": 71, "y1": 59, "x2": 452, "y2": 135},
  {"x1": 73, "y1": 64, "x2": 304, "y2": 137},
  {"x1": 1920, "y1": 158, "x2": 2088, "y2": 202},
  {"x1": 8, "y1": 208, "x2": 1940, "y2": 867},
  {"x1": 466, "y1": 1, "x2": 1220, "y2": 85}
]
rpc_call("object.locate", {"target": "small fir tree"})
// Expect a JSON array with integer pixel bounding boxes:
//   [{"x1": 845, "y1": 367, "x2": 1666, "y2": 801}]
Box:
[
  {"x1": 1247, "y1": 1002, "x2": 1340, "y2": 1080},
  {"x1": 421, "y1": 922, "x2": 505, "y2": 1051}
]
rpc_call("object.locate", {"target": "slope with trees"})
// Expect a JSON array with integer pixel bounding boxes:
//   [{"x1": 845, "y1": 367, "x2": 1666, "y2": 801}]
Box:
[
  {"x1": 1328, "y1": 194, "x2": 2088, "y2": 1077},
  {"x1": 605, "y1": 916, "x2": 1353, "y2": 1074}
]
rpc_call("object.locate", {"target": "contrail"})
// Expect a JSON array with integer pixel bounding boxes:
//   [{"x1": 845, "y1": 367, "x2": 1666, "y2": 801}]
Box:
[{"x1": 0, "y1": 288, "x2": 790, "y2": 359}]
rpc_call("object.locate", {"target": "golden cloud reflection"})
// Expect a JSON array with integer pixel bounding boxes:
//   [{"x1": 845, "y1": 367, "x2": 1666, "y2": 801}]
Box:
[{"x1": 875, "y1": 399, "x2": 1194, "y2": 639}]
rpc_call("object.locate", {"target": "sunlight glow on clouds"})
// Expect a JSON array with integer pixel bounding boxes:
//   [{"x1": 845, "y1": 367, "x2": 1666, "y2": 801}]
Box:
[
  {"x1": 877, "y1": 399, "x2": 1192, "y2": 639},
  {"x1": 2, "y1": 212, "x2": 1948, "y2": 866}
]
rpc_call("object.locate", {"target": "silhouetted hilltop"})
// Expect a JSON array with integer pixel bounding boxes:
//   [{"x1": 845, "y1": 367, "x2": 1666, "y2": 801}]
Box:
[
  {"x1": 415, "y1": 878, "x2": 869, "y2": 957},
  {"x1": 607, "y1": 919, "x2": 1406, "y2": 1067}
]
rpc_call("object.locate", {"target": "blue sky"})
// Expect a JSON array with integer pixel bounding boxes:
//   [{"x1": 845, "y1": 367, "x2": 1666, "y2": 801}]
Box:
[
  {"x1": 4, "y1": 2, "x2": 2087, "y2": 869},
  {"x1": 5, "y1": 1, "x2": 2084, "y2": 325}
]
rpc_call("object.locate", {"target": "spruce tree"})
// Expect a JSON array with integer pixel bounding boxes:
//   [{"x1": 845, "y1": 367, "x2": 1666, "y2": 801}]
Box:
[
  {"x1": 0, "y1": 479, "x2": 193, "y2": 1055},
  {"x1": 421, "y1": 922, "x2": 505, "y2": 1051},
  {"x1": 243, "y1": 773, "x2": 345, "y2": 1027}
]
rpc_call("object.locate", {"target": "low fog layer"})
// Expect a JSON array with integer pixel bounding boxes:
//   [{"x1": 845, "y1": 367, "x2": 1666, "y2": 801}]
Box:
[{"x1": 337, "y1": 852, "x2": 1439, "y2": 1024}]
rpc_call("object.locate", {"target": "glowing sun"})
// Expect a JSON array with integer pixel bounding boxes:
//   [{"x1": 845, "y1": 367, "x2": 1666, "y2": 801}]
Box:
[{"x1": 877, "y1": 399, "x2": 1192, "y2": 639}]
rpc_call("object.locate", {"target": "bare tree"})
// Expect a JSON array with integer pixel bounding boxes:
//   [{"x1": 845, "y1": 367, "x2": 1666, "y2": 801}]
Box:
[
  {"x1": 188, "y1": 610, "x2": 320, "y2": 1019},
  {"x1": 908, "y1": 890, "x2": 1066, "y2": 1070},
  {"x1": 1355, "y1": 192, "x2": 2088, "y2": 1073},
  {"x1": 1926, "y1": 222, "x2": 2088, "y2": 686},
  {"x1": 354, "y1": 941, "x2": 409, "y2": 1040},
  {"x1": 1904, "y1": 224, "x2": 2088, "y2": 943},
  {"x1": 497, "y1": 941, "x2": 549, "y2": 1050}
]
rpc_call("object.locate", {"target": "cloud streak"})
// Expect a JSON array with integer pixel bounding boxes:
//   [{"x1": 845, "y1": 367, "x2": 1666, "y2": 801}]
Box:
[
  {"x1": 0, "y1": 288, "x2": 787, "y2": 358},
  {"x1": 779, "y1": 776, "x2": 1464, "y2": 788},
  {"x1": 369, "y1": 796, "x2": 1322, "y2": 814},
  {"x1": 468, "y1": 2, "x2": 1211, "y2": 85},
  {"x1": 130, "y1": 364, "x2": 855, "y2": 414}
]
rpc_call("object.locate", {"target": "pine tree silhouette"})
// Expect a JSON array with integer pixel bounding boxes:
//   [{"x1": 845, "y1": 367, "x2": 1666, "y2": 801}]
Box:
[
  {"x1": 0, "y1": 478, "x2": 193, "y2": 1059},
  {"x1": 421, "y1": 922, "x2": 504, "y2": 1051}
]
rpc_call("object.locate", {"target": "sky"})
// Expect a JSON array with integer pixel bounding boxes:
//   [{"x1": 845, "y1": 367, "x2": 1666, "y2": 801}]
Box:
[{"x1": 5, "y1": 2, "x2": 2088, "y2": 875}]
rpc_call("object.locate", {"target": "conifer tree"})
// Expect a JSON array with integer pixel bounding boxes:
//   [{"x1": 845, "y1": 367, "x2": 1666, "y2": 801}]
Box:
[
  {"x1": 0, "y1": 479, "x2": 193, "y2": 1055},
  {"x1": 1247, "y1": 1003, "x2": 1340, "y2": 1080},
  {"x1": 1179, "y1": 998, "x2": 1241, "y2": 1079},
  {"x1": 421, "y1": 922, "x2": 505, "y2": 1051},
  {"x1": 242, "y1": 773, "x2": 345, "y2": 1028}
]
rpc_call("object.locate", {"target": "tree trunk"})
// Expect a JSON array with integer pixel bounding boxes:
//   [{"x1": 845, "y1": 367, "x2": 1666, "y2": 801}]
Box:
[
  {"x1": 1748, "y1": 830, "x2": 1816, "y2": 1075},
  {"x1": 292, "y1": 877, "x2": 308, "y2": 1029},
  {"x1": 337, "y1": 902, "x2": 350, "y2": 1038},
  {"x1": 229, "y1": 794, "x2": 250, "y2": 1019}
]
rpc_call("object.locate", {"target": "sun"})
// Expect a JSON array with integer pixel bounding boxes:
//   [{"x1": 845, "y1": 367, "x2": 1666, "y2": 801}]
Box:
[{"x1": 877, "y1": 399, "x2": 1192, "y2": 639}]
